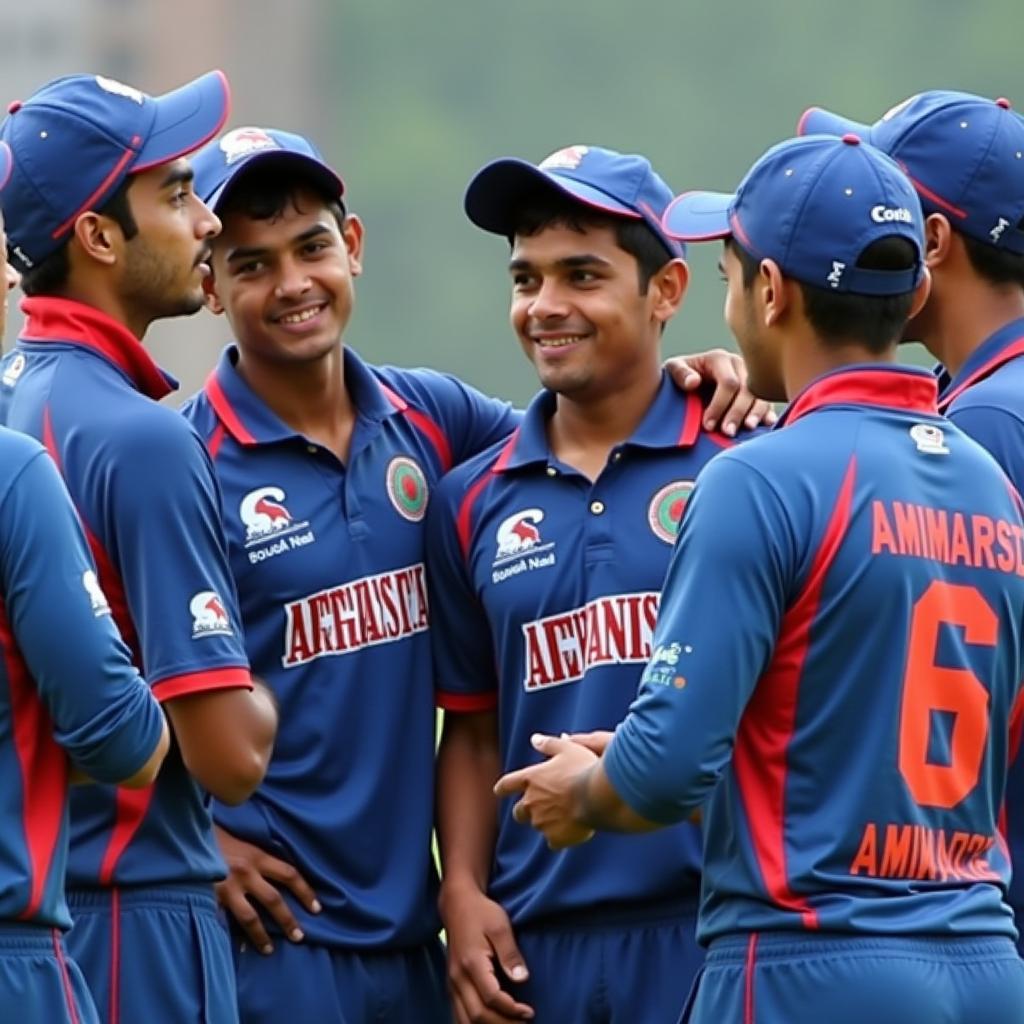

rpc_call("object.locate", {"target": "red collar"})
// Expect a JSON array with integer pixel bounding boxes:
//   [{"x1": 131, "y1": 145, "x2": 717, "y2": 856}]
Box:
[
  {"x1": 780, "y1": 366, "x2": 938, "y2": 428},
  {"x1": 19, "y1": 296, "x2": 175, "y2": 401},
  {"x1": 937, "y1": 338, "x2": 1024, "y2": 413}
]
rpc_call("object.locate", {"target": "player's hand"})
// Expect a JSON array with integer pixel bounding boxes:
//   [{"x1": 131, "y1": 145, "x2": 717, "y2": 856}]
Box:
[
  {"x1": 567, "y1": 729, "x2": 614, "y2": 756},
  {"x1": 439, "y1": 882, "x2": 534, "y2": 1023},
  {"x1": 664, "y1": 349, "x2": 777, "y2": 436},
  {"x1": 214, "y1": 825, "x2": 321, "y2": 955},
  {"x1": 495, "y1": 734, "x2": 598, "y2": 850}
]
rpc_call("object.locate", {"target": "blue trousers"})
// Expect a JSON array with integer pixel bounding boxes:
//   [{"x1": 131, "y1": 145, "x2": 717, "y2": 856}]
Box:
[
  {"x1": 67, "y1": 884, "x2": 237, "y2": 1024},
  {"x1": 0, "y1": 923, "x2": 99, "y2": 1024},
  {"x1": 682, "y1": 933, "x2": 1024, "y2": 1024}
]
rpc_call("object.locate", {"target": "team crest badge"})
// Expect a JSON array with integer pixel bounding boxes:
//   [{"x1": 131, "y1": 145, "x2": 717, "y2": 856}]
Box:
[
  {"x1": 910, "y1": 423, "x2": 949, "y2": 456},
  {"x1": 648, "y1": 481, "x2": 694, "y2": 544},
  {"x1": 220, "y1": 127, "x2": 279, "y2": 164},
  {"x1": 2, "y1": 353, "x2": 25, "y2": 387},
  {"x1": 539, "y1": 145, "x2": 589, "y2": 172},
  {"x1": 387, "y1": 457, "x2": 429, "y2": 521},
  {"x1": 495, "y1": 508, "x2": 545, "y2": 561}
]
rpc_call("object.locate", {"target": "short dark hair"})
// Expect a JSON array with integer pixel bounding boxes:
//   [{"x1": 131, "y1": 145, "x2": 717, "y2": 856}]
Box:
[
  {"x1": 18, "y1": 176, "x2": 139, "y2": 297},
  {"x1": 726, "y1": 235, "x2": 918, "y2": 353},
  {"x1": 216, "y1": 166, "x2": 346, "y2": 231},
  {"x1": 960, "y1": 223, "x2": 1024, "y2": 289},
  {"x1": 509, "y1": 191, "x2": 676, "y2": 295}
]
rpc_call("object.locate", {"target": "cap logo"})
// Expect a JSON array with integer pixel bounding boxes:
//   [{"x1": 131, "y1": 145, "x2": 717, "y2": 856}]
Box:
[
  {"x1": 539, "y1": 145, "x2": 589, "y2": 171},
  {"x1": 94, "y1": 76, "x2": 145, "y2": 105},
  {"x1": 220, "y1": 127, "x2": 280, "y2": 165},
  {"x1": 881, "y1": 95, "x2": 918, "y2": 122},
  {"x1": 11, "y1": 245, "x2": 33, "y2": 269},
  {"x1": 871, "y1": 205, "x2": 913, "y2": 224},
  {"x1": 990, "y1": 217, "x2": 1011, "y2": 243},
  {"x1": 827, "y1": 261, "x2": 846, "y2": 288}
]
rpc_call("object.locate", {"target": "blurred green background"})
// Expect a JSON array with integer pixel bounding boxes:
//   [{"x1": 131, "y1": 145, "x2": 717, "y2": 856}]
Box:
[{"x1": 2, "y1": 0, "x2": 1019, "y2": 402}]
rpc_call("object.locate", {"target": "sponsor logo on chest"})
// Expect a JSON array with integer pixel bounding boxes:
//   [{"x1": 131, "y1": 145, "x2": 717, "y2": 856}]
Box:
[
  {"x1": 282, "y1": 562, "x2": 429, "y2": 667},
  {"x1": 240, "y1": 486, "x2": 315, "y2": 563},
  {"x1": 492, "y1": 508, "x2": 556, "y2": 583},
  {"x1": 521, "y1": 591, "x2": 660, "y2": 691}
]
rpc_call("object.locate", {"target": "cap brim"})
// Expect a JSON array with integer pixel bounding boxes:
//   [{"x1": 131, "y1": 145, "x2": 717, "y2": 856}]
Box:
[
  {"x1": 0, "y1": 142, "x2": 11, "y2": 192},
  {"x1": 206, "y1": 150, "x2": 345, "y2": 212},
  {"x1": 797, "y1": 106, "x2": 871, "y2": 140},
  {"x1": 135, "y1": 70, "x2": 231, "y2": 172},
  {"x1": 465, "y1": 158, "x2": 640, "y2": 235},
  {"x1": 661, "y1": 191, "x2": 734, "y2": 241}
]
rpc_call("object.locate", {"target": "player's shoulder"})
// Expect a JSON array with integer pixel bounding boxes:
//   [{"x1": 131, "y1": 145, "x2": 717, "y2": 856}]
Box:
[
  {"x1": 431, "y1": 433, "x2": 511, "y2": 507},
  {"x1": 370, "y1": 362, "x2": 477, "y2": 411},
  {"x1": 0, "y1": 427, "x2": 47, "y2": 491},
  {"x1": 178, "y1": 388, "x2": 219, "y2": 439}
]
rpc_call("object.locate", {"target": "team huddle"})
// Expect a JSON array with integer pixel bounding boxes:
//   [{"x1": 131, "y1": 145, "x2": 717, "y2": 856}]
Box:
[{"x1": 0, "y1": 67, "x2": 1020, "y2": 1024}]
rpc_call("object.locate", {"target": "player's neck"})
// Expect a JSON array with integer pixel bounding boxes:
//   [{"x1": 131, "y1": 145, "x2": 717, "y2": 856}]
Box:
[
  {"x1": 547, "y1": 366, "x2": 661, "y2": 481},
  {"x1": 922, "y1": 278, "x2": 1024, "y2": 378},
  {"x1": 237, "y1": 345, "x2": 356, "y2": 461},
  {"x1": 60, "y1": 279, "x2": 151, "y2": 341},
  {"x1": 782, "y1": 333, "x2": 897, "y2": 400}
]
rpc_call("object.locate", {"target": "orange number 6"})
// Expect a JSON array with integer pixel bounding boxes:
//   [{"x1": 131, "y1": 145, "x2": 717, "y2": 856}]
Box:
[{"x1": 899, "y1": 581, "x2": 996, "y2": 809}]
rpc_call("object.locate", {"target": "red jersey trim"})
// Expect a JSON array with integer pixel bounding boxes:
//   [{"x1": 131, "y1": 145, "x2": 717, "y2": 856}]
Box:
[
  {"x1": 152, "y1": 666, "x2": 253, "y2": 703},
  {"x1": 744, "y1": 933, "x2": 758, "y2": 1024},
  {"x1": 0, "y1": 595, "x2": 66, "y2": 921},
  {"x1": 53, "y1": 930, "x2": 82, "y2": 1024},
  {"x1": 206, "y1": 422, "x2": 227, "y2": 461},
  {"x1": 436, "y1": 690, "x2": 498, "y2": 712},
  {"x1": 98, "y1": 787, "x2": 153, "y2": 886},
  {"x1": 455, "y1": 433, "x2": 518, "y2": 559},
  {"x1": 937, "y1": 338, "x2": 1024, "y2": 413},
  {"x1": 678, "y1": 391, "x2": 703, "y2": 446},
  {"x1": 203, "y1": 370, "x2": 257, "y2": 446},
  {"x1": 378, "y1": 383, "x2": 454, "y2": 473},
  {"x1": 732, "y1": 455, "x2": 858, "y2": 930},
  {"x1": 782, "y1": 369, "x2": 938, "y2": 427},
  {"x1": 20, "y1": 297, "x2": 173, "y2": 401}
]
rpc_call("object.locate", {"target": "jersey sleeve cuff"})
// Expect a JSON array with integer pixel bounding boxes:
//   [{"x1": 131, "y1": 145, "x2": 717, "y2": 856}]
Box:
[
  {"x1": 435, "y1": 690, "x2": 498, "y2": 712},
  {"x1": 152, "y1": 666, "x2": 253, "y2": 703}
]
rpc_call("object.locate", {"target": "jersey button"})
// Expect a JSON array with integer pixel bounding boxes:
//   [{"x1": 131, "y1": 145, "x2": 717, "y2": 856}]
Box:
[
  {"x1": 545, "y1": 466, "x2": 558, "y2": 477},
  {"x1": 611, "y1": 451, "x2": 623, "y2": 463},
  {"x1": 306, "y1": 444, "x2": 318, "y2": 455},
  {"x1": 590, "y1": 500, "x2": 605, "y2": 515}
]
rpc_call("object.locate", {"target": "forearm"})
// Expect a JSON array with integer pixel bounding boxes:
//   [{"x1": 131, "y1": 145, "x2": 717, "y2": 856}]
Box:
[{"x1": 572, "y1": 758, "x2": 661, "y2": 835}]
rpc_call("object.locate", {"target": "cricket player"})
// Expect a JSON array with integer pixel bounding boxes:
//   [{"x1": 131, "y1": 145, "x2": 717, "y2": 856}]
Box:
[
  {"x1": 798, "y1": 91, "x2": 1024, "y2": 954},
  {"x1": 0, "y1": 73, "x2": 278, "y2": 1024},
  {"x1": 181, "y1": 126, "x2": 769, "y2": 1023},
  {"x1": 0, "y1": 145, "x2": 170, "y2": 1023},
  {"x1": 428, "y1": 144, "x2": 730, "y2": 1024},
  {"x1": 498, "y1": 134, "x2": 1024, "y2": 1023}
]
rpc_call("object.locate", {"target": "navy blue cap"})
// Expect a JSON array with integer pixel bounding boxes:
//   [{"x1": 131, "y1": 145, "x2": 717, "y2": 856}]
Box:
[
  {"x1": 0, "y1": 71, "x2": 230, "y2": 273},
  {"x1": 192, "y1": 126, "x2": 345, "y2": 213},
  {"x1": 799, "y1": 92, "x2": 1024, "y2": 255},
  {"x1": 465, "y1": 145, "x2": 685, "y2": 258},
  {"x1": 663, "y1": 134, "x2": 925, "y2": 296}
]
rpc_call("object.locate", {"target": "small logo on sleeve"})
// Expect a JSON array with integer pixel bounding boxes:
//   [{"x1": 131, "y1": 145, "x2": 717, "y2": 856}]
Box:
[
  {"x1": 1, "y1": 353, "x2": 25, "y2": 387},
  {"x1": 910, "y1": 423, "x2": 949, "y2": 455},
  {"x1": 82, "y1": 570, "x2": 111, "y2": 617},
  {"x1": 648, "y1": 481, "x2": 694, "y2": 544},
  {"x1": 642, "y1": 641, "x2": 693, "y2": 688},
  {"x1": 190, "y1": 590, "x2": 233, "y2": 639},
  {"x1": 386, "y1": 457, "x2": 429, "y2": 522}
]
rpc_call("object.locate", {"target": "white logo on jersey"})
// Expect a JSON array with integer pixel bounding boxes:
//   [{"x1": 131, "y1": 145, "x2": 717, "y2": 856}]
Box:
[
  {"x1": 94, "y1": 76, "x2": 145, "y2": 105},
  {"x1": 871, "y1": 204, "x2": 913, "y2": 224},
  {"x1": 1, "y1": 353, "x2": 25, "y2": 387},
  {"x1": 990, "y1": 217, "x2": 1011, "y2": 244},
  {"x1": 239, "y1": 486, "x2": 311, "y2": 545},
  {"x1": 495, "y1": 509, "x2": 545, "y2": 560},
  {"x1": 219, "y1": 127, "x2": 279, "y2": 165},
  {"x1": 190, "y1": 590, "x2": 233, "y2": 639},
  {"x1": 82, "y1": 570, "x2": 111, "y2": 617},
  {"x1": 910, "y1": 423, "x2": 949, "y2": 455},
  {"x1": 521, "y1": 592, "x2": 659, "y2": 691}
]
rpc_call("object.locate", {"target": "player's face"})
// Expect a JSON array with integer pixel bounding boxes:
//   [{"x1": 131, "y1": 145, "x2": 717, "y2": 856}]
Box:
[
  {"x1": 721, "y1": 242, "x2": 784, "y2": 401},
  {"x1": 207, "y1": 188, "x2": 362, "y2": 367},
  {"x1": 509, "y1": 222, "x2": 666, "y2": 401},
  {"x1": 0, "y1": 214, "x2": 19, "y2": 342},
  {"x1": 118, "y1": 159, "x2": 221, "y2": 322}
]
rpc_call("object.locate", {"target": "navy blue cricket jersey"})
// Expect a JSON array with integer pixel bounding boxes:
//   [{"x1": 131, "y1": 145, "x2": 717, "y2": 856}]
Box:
[
  {"x1": 0, "y1": 297, "x2": 252, "y2": 889},
  {"x1": 428, "y1": 375, "x2": 728, "y2": 925},
  {"x1": 605, "y1": 365, "x2": 1024, "y2": 943},
  {"x1": 0, "y1": 429, "x2": 163, "y2": 927},
  {"x1": 935, "y1": 316, "x2": 1024, "y2": 937},
  {"x1": 181, "y1": 343, "x2": 517, "y2": 948}
]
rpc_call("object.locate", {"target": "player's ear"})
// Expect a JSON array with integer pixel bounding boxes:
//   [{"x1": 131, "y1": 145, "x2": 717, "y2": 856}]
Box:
[
  {"x1": 650, "y1": 258, "x2": 689, "y2": 326},
  {"x1": 203, "y1": 272, "x2": 224, "y2": 316},
  {"x1": 342, "y1": 214, "x2": 364, "y2": 278},
  {"x1": 759, "y1": 258, "x2": 789, "y2": 327},
  {"x1": 71, "y1": 211, "x2": 120, "y2": 268},
  {"x1": 922, "y1": 213, "x2": 952, "y2": 270}
]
